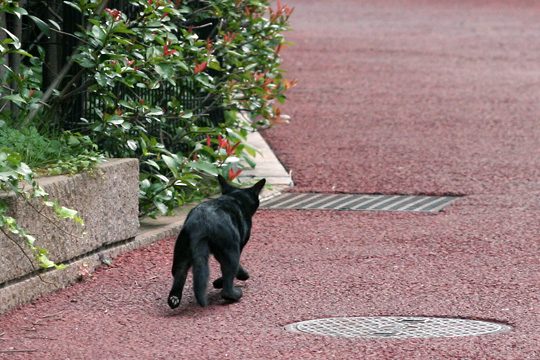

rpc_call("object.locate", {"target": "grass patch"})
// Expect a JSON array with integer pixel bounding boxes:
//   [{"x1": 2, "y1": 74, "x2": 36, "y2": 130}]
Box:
[{"x1": 0, "y1": 126, "x2": 103, "y2": 175}]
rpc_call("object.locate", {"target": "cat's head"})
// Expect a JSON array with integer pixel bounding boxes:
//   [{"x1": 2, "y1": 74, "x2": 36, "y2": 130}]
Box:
[{"x1": 217, "y1": 175, "x2": 266, "y2": 215}]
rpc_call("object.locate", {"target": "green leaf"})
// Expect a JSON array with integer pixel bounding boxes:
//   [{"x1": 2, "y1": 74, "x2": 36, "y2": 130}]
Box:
[
  {"x1": 108, "y1": 116, "x2": 124, "y2": 125},
  {"x1": 34, "y1": 187, "x2": 48, "y2": 198},
  {"x1": 118, "y1": 100, "x2": 136, "y2": 110},
  {"x1": 25, "y1": 234, "x2": 36, "y2": 246},
  {"x1": 91, "y1": 25, "x2": 106, "y2": 44},
  {"x1": 207, "y1": 59, "x2": 223, "y2": 71},
  {"x1": 144, "y1": 160, "x2": 160, "y2": 170},
  {"x1": 12, "y1": 7, "x2": 29, "y2": 18},
  {"x1": 180, "y1": 112, "x2": 193, "y2": 119},
  {"x1": 36, "y1": 253, "x2": 56, "y2": 269},
  {"x1": 189, "y1": 161, "x2": 219, "y2": 176},
  {"x1": 243, "y1": 154, "x2": 257, "y2": 168},
  {"x1": 112, "y1": 22, "x2": 135, "y2": 35},
  {"x1": 242, "y1": 142, "x2": 259, "y2": 157},
  {"x1": 195, "y1": 76, "x2": 214, "y2": 89},
  {"x1": 29, "y1": 15, "x2": 51, "y2": 36},
  {"x1": 2, "y1": 94, "x2": 26, "y2": 105},
  {"x1": 55, "y1": 263, "x2": 68, "y2": 270},
  {"x1": 154, "y1": 64, "x2": 174, "y2": 79},
  {"x1": 127, "y1": 140, "x2": 138, "y2": 151},
  {"x1": 140, "y1": 178, "x2": 152, "y2": 190},
  {"x1": 74, "y1": 54, "x2": 95, "y2": 68},
  {"x1": 1, "y1": 27, "x2": 21, "y2": 49},
  {"x1": 73, "y1": 215, "x2": 84, "y2": 226},
  {"x1": 48, "y1": 19, "x2": 62, "y2": 31},
  {"x1": 155, "y1": 201, "x2": 168, "y2": 215},
  {"x1": 17, "y1": 162, "x2": 33, "y2": 177},
  {"x1": 161, "y1": 154, "x2": 177, "y2": 169},
  {"x1": 162, "y1": 154, "x2": 179, "y2": 177},
  {"x1": 155, "y1": 174, "x2": 170, "y2": 184},
  {"x1": 94, "y1": 72, "x2": 108, "y2": 87},
  {"x1": 176, "y1": 60, "x2": 189, "y2": 72},
  {"x1": 14, "y1": 49, "x2": 33, "y2": 58},
  {"x1": 63, "y1": 1, "x2": 82, "y2": 13},
  {"x1": 146, "y1": 108, "x2": 164, "y2": 116},
  {"x1": 54, "y1": 206, "x2": 78, "y2": 220}
]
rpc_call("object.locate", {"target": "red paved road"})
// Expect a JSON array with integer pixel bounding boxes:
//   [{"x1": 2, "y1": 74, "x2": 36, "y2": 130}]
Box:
[{"x1": 1, "y1": 0, "x2": 540, "y2": 359}]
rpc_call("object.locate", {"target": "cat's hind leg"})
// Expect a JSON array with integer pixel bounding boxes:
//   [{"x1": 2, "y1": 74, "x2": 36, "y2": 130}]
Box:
[
  {"x1": 236, "y1": 265, "x2": 250, "y2": 281},
  {"x1": 214, "y1": 248, "x2": 243, "y2": 302},
  {"x1": 212, "y1": 264, "x2": 249, "y2": 289},
  {"x1": 168, "y1": 258, "x2": 190, "y2": 309},
  {"x1": 168, "y1": 229, "x2": 191, "y2": 309}
]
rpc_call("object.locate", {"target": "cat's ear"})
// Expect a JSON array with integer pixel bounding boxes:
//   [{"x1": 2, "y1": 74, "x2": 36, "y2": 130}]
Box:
[
  {"x1": 250, "y1": 178, "x2": 266, "y2": 196},
  {"x1": 217, "y1": 175, "x2": 234, "y2": 194}
]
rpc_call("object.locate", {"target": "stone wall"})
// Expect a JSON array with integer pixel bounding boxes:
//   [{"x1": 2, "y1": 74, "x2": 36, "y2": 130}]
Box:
[{"x1": 0, "y1": 159, "x2": 139, "y2": 309}]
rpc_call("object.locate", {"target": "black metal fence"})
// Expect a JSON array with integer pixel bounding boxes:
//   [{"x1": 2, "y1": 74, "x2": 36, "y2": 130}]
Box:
[
  {"x1": 81, "y1": 79, "x2": 221, "y2": 152},
  {"x1": 11, "y1": 0, "x2": 222, "y2": 152}
]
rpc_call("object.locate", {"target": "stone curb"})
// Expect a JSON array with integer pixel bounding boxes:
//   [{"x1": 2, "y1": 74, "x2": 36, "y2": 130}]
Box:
[{"x1": 0, "y1": 132, "x2": 292, "y2": 314}]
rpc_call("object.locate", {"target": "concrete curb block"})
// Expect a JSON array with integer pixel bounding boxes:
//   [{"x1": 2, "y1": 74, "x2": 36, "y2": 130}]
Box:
[{"x1": 0, "y1": 159, "x2": 139, "y2": 285}]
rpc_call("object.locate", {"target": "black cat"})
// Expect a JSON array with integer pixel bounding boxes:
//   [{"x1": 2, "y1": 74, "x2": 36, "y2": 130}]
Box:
[{"x1": 168, "y1": 175, "x2": 266, "y2": 308}]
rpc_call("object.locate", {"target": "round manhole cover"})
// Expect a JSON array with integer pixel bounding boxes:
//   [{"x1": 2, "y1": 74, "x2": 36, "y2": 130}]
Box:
[{"x1": 285, "y1": 317, "x2": 511, "y2": 339}]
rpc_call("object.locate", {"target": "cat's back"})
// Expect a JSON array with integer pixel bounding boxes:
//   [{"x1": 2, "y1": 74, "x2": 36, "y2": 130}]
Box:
[
  {"x1": 182, "y1": 196, "x2": 245, "y2": 242},
  {"x1": 185, "y1": 195, "x2": 242, "y2": 224}
]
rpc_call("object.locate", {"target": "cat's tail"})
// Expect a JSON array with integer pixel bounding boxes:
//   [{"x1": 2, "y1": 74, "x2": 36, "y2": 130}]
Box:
[{"x1": 191, "y1": 236, "x2": 210, "y2": 307}]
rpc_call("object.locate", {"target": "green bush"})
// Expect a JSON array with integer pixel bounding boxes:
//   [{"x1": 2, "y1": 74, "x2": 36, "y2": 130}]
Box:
[{"x1": 62, "y1": 0, "x2": 294, "y2": 217}]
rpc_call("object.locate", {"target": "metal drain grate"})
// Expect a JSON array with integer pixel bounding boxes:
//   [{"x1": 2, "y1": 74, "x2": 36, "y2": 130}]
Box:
[
  {"x1": 261, "y1": 193, "x2": 458, "y2": 213},
  {"x1": 285, "y1": 317, "x2": 511, "y2": 339}
]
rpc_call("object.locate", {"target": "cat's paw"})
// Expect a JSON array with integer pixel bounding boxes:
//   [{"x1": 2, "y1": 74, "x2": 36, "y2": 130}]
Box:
[
  {"x1": 195, "y1": 294, "x2": 208, "y2": 307},
  {"x1": 212, "y1": 277, "x2": 223, "y2": 289},
  {"x1": 168, "y1": 295, "x2": 181, "y2": 309},
  {"x1": 213, "y1": 271, "x2": 248, "y2": 289},
  {"x1": 237, "y1": 268, "x2": 249, "y2": 281},
  {"x1": 221, "y1": 287, "x2": 243, "y2": 302}
]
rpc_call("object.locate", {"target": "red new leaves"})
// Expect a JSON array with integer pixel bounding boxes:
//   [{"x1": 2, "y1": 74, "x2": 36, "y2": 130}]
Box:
[
  {"x1": 228, "y1": 168, "x2": 242, "y2": 181},
  {"x1": 206, "y1": 134, "x2": 239, "y2": 156},
  {"x1": 282, "y1": 78, "x2": 298, "y2": 91},
  {"x1": 269, "y1": 0, "x2": 294, "y2": 23},
  {"x1": 217, "y1": 135, "x2": 240, "y2": 156},
  {"x1": 217, "y1": 134, "x2": 228, "y2": 149},
  {"x1": 253, "y1": 71, "x2": 297, "y2": 102},
  {"x1": 194, "y1": 62, "x2": 208, "y2": 74},
  {"x1": 269, "y1": 105, "x2": 290, "y2": 125},
  {"x1": 205, "y1": 135, "x2": 243, "y2": 180},
  {"x1": 223, "y1": 32, "x2": 237, "y2": 44},
  {"x1": 206, "y1": 39, "x2": 213, "y2": 53},
  {"x1": 105, "y1": 8, "x2": 122, "y2": 21},
  {"x1": 163, "y1": 41, "x2": 177, "y2": 56}
]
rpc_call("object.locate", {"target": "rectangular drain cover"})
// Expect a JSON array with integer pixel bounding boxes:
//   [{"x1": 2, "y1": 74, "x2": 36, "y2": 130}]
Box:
[{"x1": 261, "y1": 193, "x2": 458, "y2": 213}]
